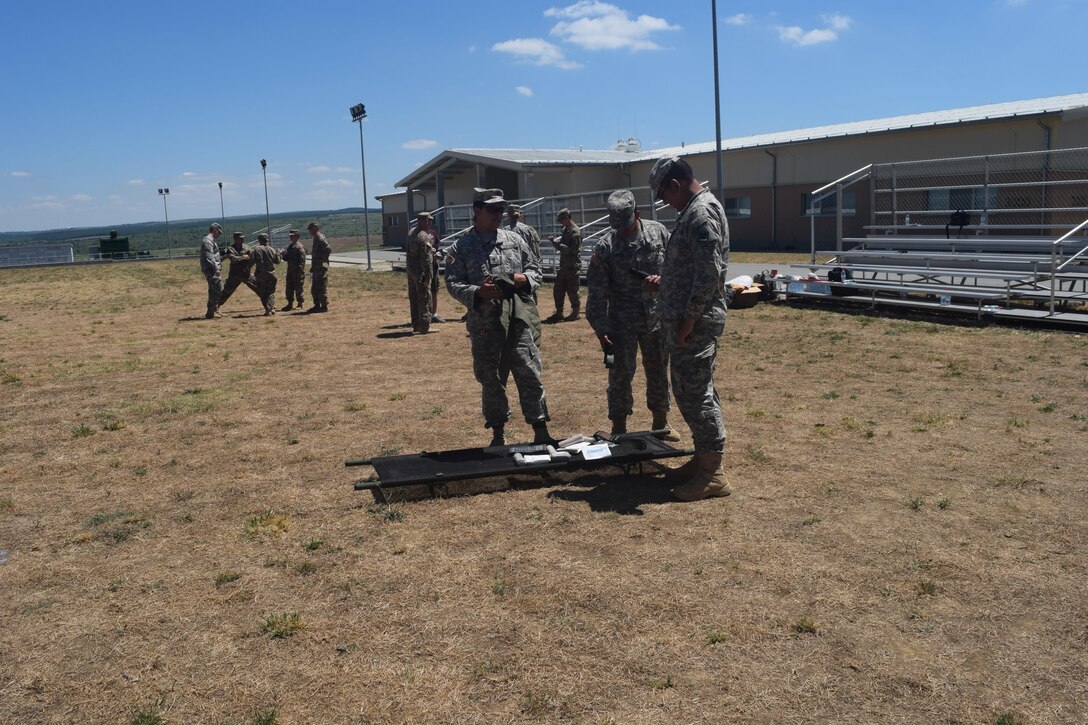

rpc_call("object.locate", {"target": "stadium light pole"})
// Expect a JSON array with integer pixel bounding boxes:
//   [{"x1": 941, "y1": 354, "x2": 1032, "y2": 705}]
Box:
[
  {"x1": 349, "y1": 103, "x2": 373, "y2": 270},
  {"x1": 260, "y1": 159, "x2": 271, "y2": 243},
  {"x1": 218, "y1": 181, "x2": 225, "y2": 228},
  {"x1": 711, "y1": 0, "x2": 725, "y2": 206},
  {"x1": 157, "y1": 188, "x2": 171, "y2": 256}
]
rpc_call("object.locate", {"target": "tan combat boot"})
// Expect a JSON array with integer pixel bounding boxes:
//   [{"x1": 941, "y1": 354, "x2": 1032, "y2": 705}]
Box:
[
  {"x1": 651, "y1": 411, "x2": 681, "y2": 442},
  {"x1": 672, "y1": 451, "x2": 730, "y2": 502}
]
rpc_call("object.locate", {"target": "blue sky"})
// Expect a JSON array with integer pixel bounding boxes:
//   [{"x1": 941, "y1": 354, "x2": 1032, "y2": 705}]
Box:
[{"x1": 1, "y1": 0, "x2": 1084, "y2": 232}]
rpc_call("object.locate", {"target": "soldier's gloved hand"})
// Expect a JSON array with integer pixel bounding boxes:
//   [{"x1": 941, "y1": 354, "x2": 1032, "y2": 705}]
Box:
[{"x1": 598, "y1": 334, "x2": 613, "y2": 353}]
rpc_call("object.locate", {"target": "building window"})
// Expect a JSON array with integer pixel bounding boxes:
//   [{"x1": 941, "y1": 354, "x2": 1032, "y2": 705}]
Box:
[
  {"x1": 387, "y1": 216, "x2": 400, "y2": 227},
  {"x1": 723, "y1": 196, "x2": 751, "y2": 218},
  {"x1": 803, "y1": 191, "x2": 856, "y2": 217},
  {"x1": 925, "y1": 187, "x2": 998, "y2": 212}
]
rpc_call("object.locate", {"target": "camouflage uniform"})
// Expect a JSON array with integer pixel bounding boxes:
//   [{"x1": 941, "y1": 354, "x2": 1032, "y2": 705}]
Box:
[
  {"x1": 310, "y1": 231, "x2": 331, "y2": 310},
  {"x1": 405, "y1": 225, "x2": 434, "y2": 333},
  {"x1": 199, "y1": 233, "x2": 222, "y2": 317},
  {"x1": 251, "y1": 243, "x2": 281, "y2": 315},
  {"x1": 506, "y1": 218, "x2": 542, "y2": 264},
  {"x1": 553, "y1": 222, "x2": 582, "y2": 316},
  {"x1": 586, "y1": 219, "x2": 671, "y2": 421},
  {"x1": 218, "y1": 241, "x2": 260, "y2": 307},
  {"x1": 281, "y1": 238, "x2": 307, "y2": 308},
  {"x1": 659, "y1": 189, "x2": 729, "y2": 453},
  {"x1": 445, "y1": 227, "x2": 548, "y2": 430}
]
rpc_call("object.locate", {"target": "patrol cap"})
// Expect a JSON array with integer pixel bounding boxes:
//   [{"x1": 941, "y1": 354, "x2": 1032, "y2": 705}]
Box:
[
  {"x1": 306, "y1": 221, "x2": 320, "y2": 230},
  {"x1": 288, "y1": 229, "x2": 300, "y2": 235},
  {"x1": 648, "y1": 155, "x2": 682, "y2": 199},
  {"x1": 506, "y1": 205, "x2": 522, "y2": 217},
  {"x1": 416, "y1": 211, "x2": 433, "y2": 219},
  {"x1": 257, "y1": 233, "x2": 269, "y2": 242},
  {"x1": 233, "y1": 232, "x2": 245, "y2": 239},
  {"x1": 472, "y1": 187, "x2": 506, "y2": 206},
  {"x1": 210, "y1": 222, "x2": 223, "y2": 232},
  {"x1": 556, "y1": 208, "x2": 571, "y2": 220},
  {"x1": 607, "y1": 189, "x2": 637, "y2": 229}
]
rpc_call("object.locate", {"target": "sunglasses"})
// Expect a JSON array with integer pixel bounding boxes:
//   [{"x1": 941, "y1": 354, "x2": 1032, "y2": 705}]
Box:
[{"x1": 483, "y1": 204, "x2": 505, "y2": 214}]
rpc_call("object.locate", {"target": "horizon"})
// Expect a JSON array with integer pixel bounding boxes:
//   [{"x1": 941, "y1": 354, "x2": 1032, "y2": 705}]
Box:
[{"x1": 3, "y1": 0, "x2": 1085, "y2": 232}]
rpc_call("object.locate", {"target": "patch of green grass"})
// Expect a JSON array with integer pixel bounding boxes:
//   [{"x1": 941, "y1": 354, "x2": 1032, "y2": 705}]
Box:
[
  {"x1": 295, "y1": 561, "x2": 317, "y2": 576},
  {"x1": 251, "y1": 707, "x2": 278, "y2": 725},
  {"x1": 1038, "y1": 402, "x2": 1058, "y2": 413},
  {"x1": 303, "y1": 538, "x2": 324, "y2": 551},
  {"x1": 649, "y1": 675, "x2": 674, "y2": 690},
  {"x1": 744, "y1": 444, "x2": 768, "y2": 463},
  {"x1": 2, "y1": 373, "x2": 22, "y2": 386},
  {"x1": 746, "y1": 408, "x2": 765, "y2": 418},
  {"x1": 937, "y1": 498, "x2": 951, "y2": 510},
  {"x1": 388, "y1": 392, "x2": 407, "y2": 401},
  {"x1": 244, "y1": 512, "x2": 290, "y2": 539},
  {"x1": 261, "y1": 612, "x2": 305, "y2": 639},
  {"x1": 802, "y1": 515, "x2": 822, "y2": 526},
  {"x1": 71, "y1": 423, "x2": 95, "y2": 438},
  {"x1": 133, "y1": 465, "x2": 148, "y2": 477},
  {"x1": 0, "y1": 497, "x2": 13, "y2": 512},
  {"x1": 994, "y1": 713, "x2": 1026, "y2": 725},
  {"x1": 492, "y1": 578, "x2": 508, "y2": 597},
  {"x1": 907, "y1": 496, "x2": 925, "y2": 511},
  {"x1": 821, "y1": 391, "x2": 840, "y2": 400},
  {"x1": 344, "y1": 402, "x2": 366, "y2": 412},
  {"x1": 917, "y1": 579, "x2": 937, "y2": 596},
  {"x1": 423, "y1": 405, "x2": 446, "y2": 420},
  {"x1": 215, "y1": 571, "x2": 242, "y2": 588},
  {"x1": 706, "y1": 630, "x2": 727, "y2": 645},
  {"x1": 129, "y1": 705, "x2": 165, "y2": 725},
  {"x1": 101, "y1": 417, "x2": 127, "y2": 431},
  {"x1": 367, "y1": 503, "x2": 404, "y2": 522},
  {"x1": 944, "y1": 359, "x2": 969, "y2": 377},
  {"x1": 1005, "y1": 416, "x2": 1027, "y2": 429},
  {"x1": 107, "y1": 579, "x2": 123, "y2": 592},
  {"x1": 793, "y1": 617, "x2": 818, "y2": 635}
]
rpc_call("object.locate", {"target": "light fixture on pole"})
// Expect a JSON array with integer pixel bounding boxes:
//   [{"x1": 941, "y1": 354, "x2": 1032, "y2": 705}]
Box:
[
  {"x1": 157, "y1": 188, "x2": 171, "y2": 256},
  {"x1": 260, "y1": 160, "x2": 271, "y2": 243},
  {"x1": 349, "y1": 103, "x2": 372, "y2": 271},
  {"x1": 218, "y1": 181, "x2": 225, "y2": 228}
]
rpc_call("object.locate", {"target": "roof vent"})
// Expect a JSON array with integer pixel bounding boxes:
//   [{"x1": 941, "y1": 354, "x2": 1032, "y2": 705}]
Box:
[
  {"x1": 614, "y1": 139, "x2": 626, "y2": 151},
  {"x1": 625, "y1": 137, "x2": 641, "y2": 153}
]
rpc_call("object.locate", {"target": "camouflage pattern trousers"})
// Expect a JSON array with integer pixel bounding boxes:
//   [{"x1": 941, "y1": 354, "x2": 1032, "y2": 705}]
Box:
[
  {"x1": 285, "y1": 271, "x2": 305, "y2": 305},
  {"x1": 665, "y1": 319, "x2": 726, "y2": 453},
  {"x1": 205, "y1": 273, "x2": 223, "y2": 313},
  {"x1": 468, "y1": 317, "x2": 549, "y2": 429},
  {"x1": 311, "y1": 268, "x2": 329, "y2": 307},
  {"x1": 607, "y1": 327, "x2": 670, "y2": 420},
  {"x1": 407, "y1": 276, "x2": 432, "y2": 332},
  {"x1": 553, "y1": 267, "x2": 580, "y2": 314},
  {"x1": 255, "y1": 272, "x2": 277, "y2": 313},
  {"x1": 218, "y1": 274, "x2": 259, "y2": 307}
]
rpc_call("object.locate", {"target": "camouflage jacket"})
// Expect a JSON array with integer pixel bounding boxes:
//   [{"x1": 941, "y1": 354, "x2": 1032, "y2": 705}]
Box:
[
  {"x1": 200, "y1": 234, "x2": 221, "y2": 277},
  {"x1": 405, "y1": 226, "x2": 434, "y2": 281},
  {"x1": 281, "y1": 240, "x2": 307, "y2": 275},
  {"x1": 555, "y1": 223, "x2": 583, "y2": 271},
  {"x1": 445, "y1": 227, "x2": 541, "y2": 324},
  {"x1": 586, "y1": 219, "x2": 668, "y2": 336},
  {"x1": 659, "y1": 189, "x2": 729, "y2": 325},
  {"x1": 310, "y1": 233, "x2": 331, "y2": 270},
  {"x1": 223, "y1": 243, "x2": 254, "y2": 278},
  {"x1": 505, "y1": 219, "x2": 541, "y2": 262},
  {"x1": 252, "y1": 244, "x2": 281, "y2": 274}
]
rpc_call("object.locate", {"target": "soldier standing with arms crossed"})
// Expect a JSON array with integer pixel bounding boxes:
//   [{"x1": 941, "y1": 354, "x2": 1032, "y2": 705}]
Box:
[
  {"x1": 547, "y1": 208, "x2": 582, "y2": 321},
  {"x1": 586, "y1": 190, "x2": 678, "y2": 439},
  {"x1": 251, "y1": 233, "x2": 281, "y2": 316},
  {"x1": 306, "y1": 222, "x2": 330, "y2": 313},
  {"x1": 200, "y1": 223, "x2": 224, "y2": 319},
  {"x1": 405, "y1": 211, "x2": 435, "y2": 334},
  {"x1": 646, "y1": 156, "x2": 730, "y2": 501},
  {"x1": 280, "y1": 229, "x2": 307, "y2": 311},
  {"x1": 445, "y1": 189, "x2": 552, "y2": 447}
]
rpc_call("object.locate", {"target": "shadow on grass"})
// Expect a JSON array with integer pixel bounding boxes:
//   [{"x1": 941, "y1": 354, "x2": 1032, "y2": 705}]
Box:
[
  {"x1": 376, "y1": 331, "x2": 417, "y2": 339},
  {"x1": 381, "y1": 323, "x2": 414, "y2": 330}
]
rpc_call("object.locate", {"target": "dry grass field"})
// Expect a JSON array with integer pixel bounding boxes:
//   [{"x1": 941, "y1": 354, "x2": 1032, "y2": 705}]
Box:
[{"x1": 1, "y1": 259, "x2": 1086, "y2": 725}]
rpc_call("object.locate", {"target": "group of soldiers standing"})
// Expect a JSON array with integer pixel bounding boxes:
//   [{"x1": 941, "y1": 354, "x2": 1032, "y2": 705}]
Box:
[
  {"x1": 441, "y1": 155, "x2": 731, "y2": 502},
  {"x1": 199, "y1": 221, "x2": 331, "y2": 318}
]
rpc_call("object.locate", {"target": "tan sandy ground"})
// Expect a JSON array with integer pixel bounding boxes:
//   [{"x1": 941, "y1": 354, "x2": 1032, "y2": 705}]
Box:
[{"x1": 0, "y1": 260, "x2": 1085, "y2": 724}]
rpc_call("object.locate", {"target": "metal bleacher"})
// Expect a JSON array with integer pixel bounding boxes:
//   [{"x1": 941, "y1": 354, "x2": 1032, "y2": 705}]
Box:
[{"x1": 786, "y1": 147, "x2": 1088, "y2": 329}]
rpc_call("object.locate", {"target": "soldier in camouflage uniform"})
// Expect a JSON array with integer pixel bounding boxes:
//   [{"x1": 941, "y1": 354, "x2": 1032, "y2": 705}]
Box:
[
  {"x1": 647, "y1": 156, "x2": 730, "y2": 502},
  {"x1": 306, "y1": 221, "x2": 330, "y2": 313},
  {"x1": 586, "y1": 190, "x2": 677, "y2": 439},
  {"x1": 200, "y1": 222, "x2": 224, "y2": 319},
  {"x1": 217, "y1": 232, "x2": 261, "y2": 310},
  {"x1": 547, "y1": 208, "x2": 582, "y2": 321},
  {"x1": 405, "y1": 211, "x2": 435, "y2": 334},
  {"x1": 445, "y1": 188, "x2": 553, "y2": 447},
  {"x1": 505, "y1": 205, "x2": 542, "y2": 264},
  {"x1": 251, "y1": 233, "x2": 281, "y2": 316},
  {"x1": 280, "y1": 229, "x2": 307, "y2": 311}
]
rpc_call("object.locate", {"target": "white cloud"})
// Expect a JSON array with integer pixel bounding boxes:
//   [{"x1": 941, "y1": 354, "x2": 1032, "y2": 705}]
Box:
[
  {"x1": 307, "y1": 164, "x2": 353, "y2": 174},
  {"x1": 775, "y1": 14, "x2": 852, "y2": 46},
  {"x1": 492, "y1": 38, "x2": 583, "y2": 70},
  {"x1": 725, "y1": 13, "x2": 752, "y2": 26},
  {"x1": 545, "y1": 1, "x2": 679, "y2": 52},
  {"x1": 182, "y1": 171, "x2": 198, "y2": 177},
  {"x1": 515, "y1": 86, "x2": 534, "y2": 97},
  {"x1": 70, "y1": 194, "x2": 93, "y2": 202},
  {"x1": 402, "y1": 139, "x2": 439, "y2": 150},
  {"x1": 127, "y1": 178, "x2": 145, "y2": 186},
  {"x1": 468, "y1": 45, "x2": 477, "y2": 53},
  {"x1": 11, "y1": 171, "x2": 31, "y2": 177},
  {"x1": 314, "y1": 179, "x2": 354, "y2": 187}
]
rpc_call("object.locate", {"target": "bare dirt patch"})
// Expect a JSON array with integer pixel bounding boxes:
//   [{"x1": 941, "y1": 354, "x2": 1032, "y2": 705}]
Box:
[{"x1": 0, "y1": 260, "x2": 1085, "y2": 723}]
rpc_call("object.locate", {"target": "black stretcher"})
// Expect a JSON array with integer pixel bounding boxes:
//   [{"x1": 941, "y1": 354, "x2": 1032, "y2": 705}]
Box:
[{"x1": 346, "y1": 431, "x2": 693, "y2": 495}]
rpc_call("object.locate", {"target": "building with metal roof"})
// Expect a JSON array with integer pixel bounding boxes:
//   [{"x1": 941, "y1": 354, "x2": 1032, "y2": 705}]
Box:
[{"x1": 380, "y1": 93, "x2": 1088, "y2": 250}]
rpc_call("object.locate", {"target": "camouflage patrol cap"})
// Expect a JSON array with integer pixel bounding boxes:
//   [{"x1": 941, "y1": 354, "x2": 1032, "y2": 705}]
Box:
[
  {"x1": 288, "y1": 229, "x2": 300, "y2": 235},
  {"x1": 648, "y1": 155, "x2": 682, "y2": 199},
  {"x1": 506, "y1": 205, "x2": 522, "y2": 218},
  {"x1": 416, "y1": 211, "x2": 433, "y2": 219},
  {"x1": 257, "y1": 233, "x2": 269, "y2": 242},
  {"x1": 472, "y1": 187, "x2": 506, "y2": 206},
  {"x1": 233, "y1": 232, "x2": 245, "y2": 239},
  {"x1": 306, "y1": 221, "x2": 320, "y2": 230},
  {"x1": 210, "y1": 222, "x2": 223, "y2": 232},
  {"x1": 607, "y1": 189, "x2": 637, "y2": 229},
  {"x1": 556, "y1": 208, "x2": 571, "y2": 220}
]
